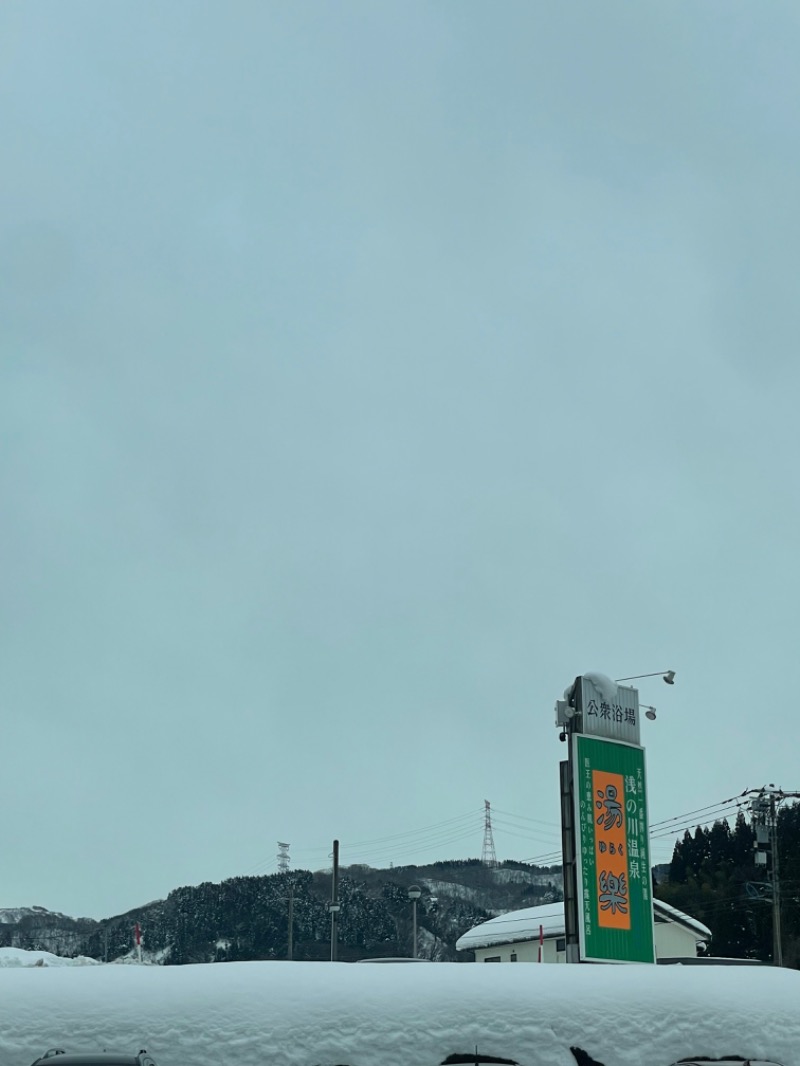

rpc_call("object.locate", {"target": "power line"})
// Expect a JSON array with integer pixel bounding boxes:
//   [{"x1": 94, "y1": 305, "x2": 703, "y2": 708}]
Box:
[
  {"x1": 517, "y1": 795, "x2": 755, "y2": 867},
  {"x1": 491, "y1": 823, "x2": 562, "y2": 845},
  {"x1": 244, "y1": 808, "x2": 485, "y2": 873},
  {"x1": 648, "y1": 794, "x2": 749, "y2": 830},
  {"x1": 244, "y1": 792, "x2": 797, "y2": 880},
  {"x1": 490, "y1": 807, "x2": 562, "y2": 830},
  {"x1": 517, "y1": 849, "x2": 563, "y2": 866},
  {"x1": 649, "y1": 805, "x2": 748, "y2": 840},
  {"x1": 490, "y1": 815, "x2": 562, "y2": 841},
  {"x1": 241, "y1": 857, "x2": 279, "y2": 877},
  {"x1": 346, "y1": 825, "x2": 484, "y2": 864},
  {"x1": 292, "y1": 809, "x2": 485, "y2": 854},
  {"x1": 340, "y1": 809, "x2": 485, "y2": 849}
]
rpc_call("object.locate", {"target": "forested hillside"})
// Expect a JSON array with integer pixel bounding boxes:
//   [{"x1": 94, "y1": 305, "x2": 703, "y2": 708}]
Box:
[
  {"x1": 655, "y1": 803, "x2": 800, "y2": 966},
  {"x1": 0, "y1": 906, "x2": 97, "y2": 956},
  {"x1": 80, "y1": 859, "x2": 562, "y2": 964}
]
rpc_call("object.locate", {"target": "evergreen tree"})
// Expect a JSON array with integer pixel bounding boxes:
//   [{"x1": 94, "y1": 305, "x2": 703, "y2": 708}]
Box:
[{"x1": 657, "y1": 803, "x2": 800, "y2": 967}]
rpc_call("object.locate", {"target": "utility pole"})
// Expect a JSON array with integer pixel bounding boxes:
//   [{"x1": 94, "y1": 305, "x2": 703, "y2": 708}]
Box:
[
  {"x1": 408, "y1": 885, "x2": 421, "y2": 959},
  {"x1": 747, "y1": 786, "x2": 800, "y2": 968},
  {"x1": 329, "y1": 839, "x2": 340, "y2": 962},
  {"x1": 278, "y1": 843, "x2": 294, "y2": 960},
  {"x1": 429, "y1": 896, "x2": 439, "y2": 960},
  {"x1": 770, "y1": 792, "x2": 782, "y2": 969},
  {"x1": 287, "y1": 884, "x2": 294, "y2": 961}
]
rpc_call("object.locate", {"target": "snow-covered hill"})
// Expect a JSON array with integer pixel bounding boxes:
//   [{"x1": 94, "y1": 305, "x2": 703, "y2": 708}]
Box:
[
  {"x1": 2, "y1": 861, "x2": 561, "y2": 964},
  {"x1": 0, "y1": 906, "x2": 98, "y2": 958},
  {"x1": 0, "y1": 908, "x2": 80, "y2": 925}
]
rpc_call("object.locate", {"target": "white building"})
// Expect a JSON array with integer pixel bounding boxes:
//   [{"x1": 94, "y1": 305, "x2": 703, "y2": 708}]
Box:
[{"x1": 456, "y1": 899, "x2": 711, "y2": 963}]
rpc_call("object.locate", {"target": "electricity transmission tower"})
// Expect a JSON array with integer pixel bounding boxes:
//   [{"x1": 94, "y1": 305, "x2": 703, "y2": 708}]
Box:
[
  {"x1": 277, "y1": 841, "x2": 291, "y2": 874},
  {"x1": 481, "y1": 800, "x2": 497, "y2": 867}
]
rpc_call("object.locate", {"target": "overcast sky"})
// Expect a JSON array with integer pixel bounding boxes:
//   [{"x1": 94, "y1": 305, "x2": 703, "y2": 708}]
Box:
[{"x1": 2, "y1": 1, "x2": 800, "y2": 920}]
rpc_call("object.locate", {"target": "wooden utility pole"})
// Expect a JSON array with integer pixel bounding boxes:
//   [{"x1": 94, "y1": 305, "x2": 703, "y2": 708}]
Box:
[
  {"x1": 287, "y1": 886, "x2": 294, "y2": 961},
  {"x1": 330, "y1": 839, "x2": 340, "y2": 961},
  {"x1": 747, "y1": 786, "x2": 800, "y2": 967},
  {"x1": 770, "y1": 792, "x2": 783, "y2": 968}
]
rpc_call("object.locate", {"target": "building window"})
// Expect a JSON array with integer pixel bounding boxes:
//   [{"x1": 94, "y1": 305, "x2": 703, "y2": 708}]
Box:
[
  {"x1": 484, "y1": 956, "x2": 501, "y2": 963},
  {"x1": 510, "y1": 953, "x2": 517, "y2": 962},
  {"x1": 556, "y1": 938, "x2": 566, "y2": 953}
]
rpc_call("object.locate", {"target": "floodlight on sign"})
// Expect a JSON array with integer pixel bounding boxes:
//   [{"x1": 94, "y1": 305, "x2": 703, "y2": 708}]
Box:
[{"x1": 614, "y1": 670, "x2": 676, "y2": 685}]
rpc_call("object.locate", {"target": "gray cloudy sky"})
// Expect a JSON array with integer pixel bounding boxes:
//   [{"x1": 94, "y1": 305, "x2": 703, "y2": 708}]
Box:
[{"x1": 2, "y1": 1, "x2": 800, "y2": 920}]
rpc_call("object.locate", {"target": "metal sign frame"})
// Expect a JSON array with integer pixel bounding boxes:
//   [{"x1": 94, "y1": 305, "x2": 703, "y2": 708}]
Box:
[{"x1": 577, "y1": 675, "x2": 641, "y2": 746}]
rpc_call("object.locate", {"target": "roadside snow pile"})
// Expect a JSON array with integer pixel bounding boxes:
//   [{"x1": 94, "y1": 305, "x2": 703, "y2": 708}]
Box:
[
  {"x1": 0, "y1": 948, "x2": 100, "y2": 968},
  {"x1": 0, "y1": 961, "x2": 798, "y2": 1066}
]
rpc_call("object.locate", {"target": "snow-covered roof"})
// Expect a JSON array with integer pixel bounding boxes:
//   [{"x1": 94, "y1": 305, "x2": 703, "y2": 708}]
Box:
[
  {"x1": 652, "y1": 897, "x2": 712, "y2": 940},
  {"x1": 456, "y1": 904, "x2": 566, "y2": 951},
  {"x1": 455, "y1": 899, "x2": 711, "y2": 951}
]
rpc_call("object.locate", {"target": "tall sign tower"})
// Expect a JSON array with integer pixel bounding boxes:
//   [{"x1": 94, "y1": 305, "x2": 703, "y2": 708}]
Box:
[{"x1": 556, "y1": 673, "x2": 655, "y2": 964}]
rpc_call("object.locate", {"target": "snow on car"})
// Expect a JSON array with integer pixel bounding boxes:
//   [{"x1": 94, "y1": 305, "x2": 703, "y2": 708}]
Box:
[{"x1": 0, "y1": 959, "x2": 797, "y2": 1066}]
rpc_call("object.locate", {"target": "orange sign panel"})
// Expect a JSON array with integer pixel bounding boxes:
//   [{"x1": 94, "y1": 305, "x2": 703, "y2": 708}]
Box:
[{"x1": 592, "y1": 769, "x2": 630, "y2": 930}]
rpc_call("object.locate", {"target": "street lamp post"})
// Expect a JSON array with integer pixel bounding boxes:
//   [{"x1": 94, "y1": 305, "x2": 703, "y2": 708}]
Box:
[
  {"x1": 615, "y1": 670, "x2": 675, "y2": 685},
  {"x1": 408, "y1": 885, "x2": 421, "y2": 958}
]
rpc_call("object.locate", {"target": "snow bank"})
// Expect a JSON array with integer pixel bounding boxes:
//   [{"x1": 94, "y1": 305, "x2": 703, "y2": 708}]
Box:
[
  {"x1": 0, "y1": 948, "x2": 100, "y2": 968},
  {"x1": 0, "y1": 961, "x2": 798, "y2": 1066}
]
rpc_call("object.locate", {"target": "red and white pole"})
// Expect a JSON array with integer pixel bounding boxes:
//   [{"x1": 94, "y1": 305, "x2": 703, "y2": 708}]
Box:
[{"x1": 538, "y1": 923, "x2": 544, "y2": 963}]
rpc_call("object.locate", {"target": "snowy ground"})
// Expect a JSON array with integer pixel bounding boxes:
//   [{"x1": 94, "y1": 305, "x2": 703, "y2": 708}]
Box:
[{"x1": 0, "y1": 959, "x2": 797, "y2": 1066}]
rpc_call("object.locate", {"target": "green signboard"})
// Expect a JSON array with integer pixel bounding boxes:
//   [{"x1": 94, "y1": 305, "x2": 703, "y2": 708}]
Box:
[{"x1": 573, "y1": 733, "x2": 655, "y2": 964}]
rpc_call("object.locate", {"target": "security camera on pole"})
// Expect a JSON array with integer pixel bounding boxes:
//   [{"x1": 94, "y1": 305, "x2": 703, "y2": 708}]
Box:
[{"x1": 555, "y1": 670, "x2": 674, "y2": 964}]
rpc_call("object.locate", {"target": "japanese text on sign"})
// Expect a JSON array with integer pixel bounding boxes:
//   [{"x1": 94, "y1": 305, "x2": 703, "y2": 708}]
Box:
[{"x1": 592, "y1": 770, "x2": 630, "y2": 929}]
